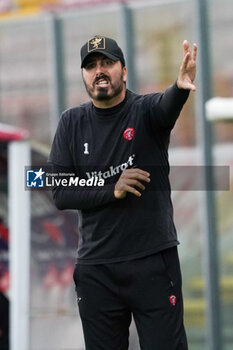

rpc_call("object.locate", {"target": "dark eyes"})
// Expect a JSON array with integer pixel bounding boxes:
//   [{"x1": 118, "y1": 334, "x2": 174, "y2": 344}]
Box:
[
  {"x1": 85, "y1": 62, "x2": 96, "y2": 70},
  {"x1": 104, "y1": 59, "x2": 114, "y2": 66}
]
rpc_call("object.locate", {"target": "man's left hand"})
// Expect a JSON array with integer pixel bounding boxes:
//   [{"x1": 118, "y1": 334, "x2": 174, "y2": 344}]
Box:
[{"x1": 177, "y1": 40, "x2": 197, "y2": 91}]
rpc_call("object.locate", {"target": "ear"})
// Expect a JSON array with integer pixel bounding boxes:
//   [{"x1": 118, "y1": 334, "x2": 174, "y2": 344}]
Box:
[{"x1": 123, "y1": 66, "x2": 127, "y2": 83}]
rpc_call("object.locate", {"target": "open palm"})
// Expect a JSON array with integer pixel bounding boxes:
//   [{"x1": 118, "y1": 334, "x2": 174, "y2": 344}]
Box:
[{"x1": 177, "y1": 40, "x2": 197, "y2": 91}]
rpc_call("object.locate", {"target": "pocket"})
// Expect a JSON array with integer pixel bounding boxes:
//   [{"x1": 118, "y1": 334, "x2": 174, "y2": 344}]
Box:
[
  {"x1": 161, "y1": 247, "x2": 182, "y2": 289},
  {"x1": 160, "y1": 249, "x2": 174, "y2": 288}
]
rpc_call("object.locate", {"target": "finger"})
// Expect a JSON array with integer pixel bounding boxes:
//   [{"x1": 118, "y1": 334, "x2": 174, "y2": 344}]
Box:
[
  {"x1": 122, "y1": 171, "x2": 150, "y2": 183},
  {"x1": 124, "y1": 173, "x2": 151, "y2": 183},
  {"x1": 116, "y1": 178, "x2": 145, "y2": 192},
  {"x1": 124, "y1": 168, "x2": 150, "y2": 177},
  {"x1": 114, "y1": 189, "x2": 126, "y2": 199},
  {"x1": 123, "y1": 184, "x2": 142, "y2": 197},
  {"x1": 192, "y1": 43, "x2": 198, "y2": 61},
  {"x1": 183, "y1": 82, "x2": 196, "y2": 92},
  {"x1": 181, "y1": 51, "x2": 190, "y2": 70},
  {"x1": 183, "y1": 40, "x2": 190, "y2": 55},
  {"x1": 127, "y1": 179, "x2": 146, "y2": 191},
  {"x1": 189, "y1": 83, "x2": 196, "y2": 92}
]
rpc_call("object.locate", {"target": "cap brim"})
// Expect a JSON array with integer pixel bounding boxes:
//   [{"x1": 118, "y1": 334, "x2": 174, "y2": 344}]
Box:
[{"x1": 81, "y1": 50, "x2": 119, "y2": 68}]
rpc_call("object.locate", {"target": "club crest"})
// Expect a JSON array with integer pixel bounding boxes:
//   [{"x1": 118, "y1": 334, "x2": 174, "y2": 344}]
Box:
[
  {"x1": 123, "y1": 128, "x2": 135, "y2": 141},
  {"x1": 169, "y1": 294, "x2": 177, "y2": 306}
]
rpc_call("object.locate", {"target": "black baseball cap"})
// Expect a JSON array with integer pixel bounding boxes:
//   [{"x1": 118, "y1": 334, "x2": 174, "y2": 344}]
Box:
[{"x1": 80, "y1": 35, "x2": 125, "y2": 68}]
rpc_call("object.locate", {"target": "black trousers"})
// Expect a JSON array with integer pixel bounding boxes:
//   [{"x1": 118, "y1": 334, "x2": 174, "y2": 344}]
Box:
[{"x1": 73, "y1": 247, "x2": 188, "y2": 350}]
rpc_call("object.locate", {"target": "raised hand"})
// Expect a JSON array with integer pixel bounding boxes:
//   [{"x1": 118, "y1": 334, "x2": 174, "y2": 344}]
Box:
[{"x1": 177, "y1": 40, "x2": 197, "y2": 91}]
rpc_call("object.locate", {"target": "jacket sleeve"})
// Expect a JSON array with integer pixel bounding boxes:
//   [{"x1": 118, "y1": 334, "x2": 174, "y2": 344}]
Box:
[
  {"x1": 144, "y1": 81, "x2": 190, "y2": 130},
  {"x1": 51, "y1": 165, "x2": 116, "y2": 211}
]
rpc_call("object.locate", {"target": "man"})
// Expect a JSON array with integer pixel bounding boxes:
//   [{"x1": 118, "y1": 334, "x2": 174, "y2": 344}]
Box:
[{"x1": 49, "y1": 35, "x2": 197, "y2": 350}]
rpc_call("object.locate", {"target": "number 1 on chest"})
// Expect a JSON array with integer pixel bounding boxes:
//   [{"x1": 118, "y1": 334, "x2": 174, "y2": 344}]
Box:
[{"x1": 84, "y1": 143, "x2": 89, "y2": 155}]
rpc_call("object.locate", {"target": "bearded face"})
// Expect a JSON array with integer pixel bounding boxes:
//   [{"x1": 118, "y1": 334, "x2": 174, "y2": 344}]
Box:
[{"x1": 82, "y1": 53, "x2": 127, "y2": 105}]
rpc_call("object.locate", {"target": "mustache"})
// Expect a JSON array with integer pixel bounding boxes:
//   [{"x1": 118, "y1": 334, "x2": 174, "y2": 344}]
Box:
[{"x1": 93, "y1": 74, "x2": 110, "y2": 86}]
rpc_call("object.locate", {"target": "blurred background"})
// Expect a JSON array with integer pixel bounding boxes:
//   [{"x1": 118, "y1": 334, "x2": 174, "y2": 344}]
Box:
[{"x1": 0, "y1": 0, "x2": 233, "y2": 349}]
